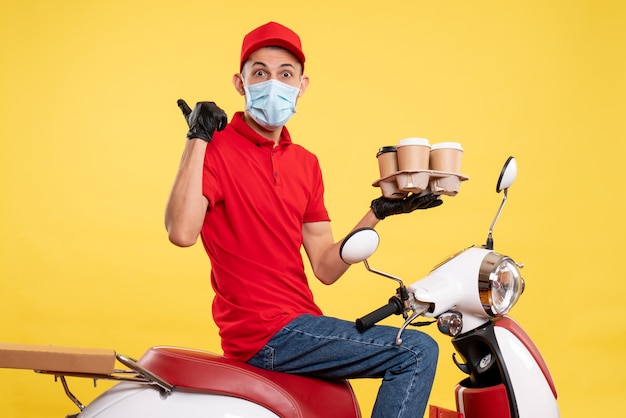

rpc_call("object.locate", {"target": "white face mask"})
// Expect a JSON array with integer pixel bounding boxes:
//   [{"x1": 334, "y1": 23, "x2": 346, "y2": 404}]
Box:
[{"x1": 243, "y1": 79, "x2": 301, "y2": 129}]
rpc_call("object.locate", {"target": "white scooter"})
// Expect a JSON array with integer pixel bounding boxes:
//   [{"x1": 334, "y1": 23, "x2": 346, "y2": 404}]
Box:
[
  {"x1": 2, "y1": 157, "x2": 558, "y2": 418},
  {"x1": 340, "y1": 156, "x2": 559, "y2": 418}
]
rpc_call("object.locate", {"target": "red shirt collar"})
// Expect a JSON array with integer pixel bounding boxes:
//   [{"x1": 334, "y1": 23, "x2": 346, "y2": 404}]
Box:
[{"x1": 231, "y1": 112, "x2": 293, "y2": 148}]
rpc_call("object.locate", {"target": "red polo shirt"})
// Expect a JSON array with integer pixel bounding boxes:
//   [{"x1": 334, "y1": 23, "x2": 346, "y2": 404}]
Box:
[{"x1": 201, "y1": 112, "x2": 329, "y2": 361}]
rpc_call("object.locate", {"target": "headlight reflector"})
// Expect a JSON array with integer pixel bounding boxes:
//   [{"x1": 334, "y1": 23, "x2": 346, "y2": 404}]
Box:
[{"x1": 479, "y1": 253, "x2": 524, "y2": 316}]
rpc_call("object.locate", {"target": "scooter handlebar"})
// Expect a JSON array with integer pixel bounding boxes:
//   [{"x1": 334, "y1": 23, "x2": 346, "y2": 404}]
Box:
[{"x1": 356, "y1": 297, "x2": 404, "y2": 332}]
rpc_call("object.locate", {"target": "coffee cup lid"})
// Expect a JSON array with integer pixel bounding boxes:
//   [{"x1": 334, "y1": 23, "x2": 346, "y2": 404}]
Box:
[
  {"x1": 376, "y1": 146, "x2": 397, "y2": 157},
  {"x1": 431, "y1": 142, "x2": 463, "y2": 151},
  {"x1": 397, "y1": 137, "x2": 430, "y2": 147}
]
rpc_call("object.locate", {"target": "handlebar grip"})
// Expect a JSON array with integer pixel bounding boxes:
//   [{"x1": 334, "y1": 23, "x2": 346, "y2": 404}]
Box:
[{"x1": 356, "y1": 297, "x2": 404, "y2": 332}]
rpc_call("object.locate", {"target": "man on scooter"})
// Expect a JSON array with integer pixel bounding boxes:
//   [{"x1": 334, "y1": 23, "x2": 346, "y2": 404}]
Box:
[{"x1": 165, "y1": 21, "x2": 442, "y2": 418}]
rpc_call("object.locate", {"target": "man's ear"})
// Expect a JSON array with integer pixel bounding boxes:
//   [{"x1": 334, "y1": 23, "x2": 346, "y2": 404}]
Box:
[
  {"x1": 298, "y1": 75, "x2": 310, "y2": 98},
  {"x1": 232, "y1": 73, "x2": 245, "y2": 95}
]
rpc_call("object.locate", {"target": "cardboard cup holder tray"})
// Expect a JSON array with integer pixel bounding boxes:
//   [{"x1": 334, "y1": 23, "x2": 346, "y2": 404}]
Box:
[{"x1": 373, "y1": 170, "x2": 469, "y2": 198}]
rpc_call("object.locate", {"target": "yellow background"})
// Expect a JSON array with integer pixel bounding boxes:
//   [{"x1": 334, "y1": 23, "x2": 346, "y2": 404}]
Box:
[{"x1": 1, "y1": 0, "x2": 624, "y2": 416}]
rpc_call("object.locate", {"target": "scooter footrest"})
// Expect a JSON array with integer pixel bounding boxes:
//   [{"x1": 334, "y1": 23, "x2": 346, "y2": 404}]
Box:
[{"x1": 429, "y1": 405, "x2": 464, "y2": 417}]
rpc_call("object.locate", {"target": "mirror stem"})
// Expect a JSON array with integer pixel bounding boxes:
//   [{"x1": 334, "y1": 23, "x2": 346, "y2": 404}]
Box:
[
  {"x1": 363, "y1": 260, "x2": 405, "y2": 287},
  {"x1": 485, "y1": 235, "x2": 494, "y2": 251},
  {"x1": 485, "y1": 188, "x2": 508, "y2": 250}
]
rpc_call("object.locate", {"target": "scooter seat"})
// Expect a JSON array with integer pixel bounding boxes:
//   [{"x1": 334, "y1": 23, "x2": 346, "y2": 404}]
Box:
[{"x1": 137, "y1": 346, "x2": 361, "y2": 418}]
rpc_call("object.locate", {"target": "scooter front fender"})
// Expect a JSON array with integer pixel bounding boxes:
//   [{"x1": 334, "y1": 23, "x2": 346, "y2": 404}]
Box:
[
  {"x1": 452, "y1": 317, "x2": 559, "y2": 418},
  {"x1": 493, "y1": 318, "x2": 559, "y2": 418}
]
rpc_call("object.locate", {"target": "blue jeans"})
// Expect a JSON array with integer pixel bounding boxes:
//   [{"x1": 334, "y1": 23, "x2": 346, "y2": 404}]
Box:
[{"x1": 246, "y1": 314, "x2": 438, "y2": 418}]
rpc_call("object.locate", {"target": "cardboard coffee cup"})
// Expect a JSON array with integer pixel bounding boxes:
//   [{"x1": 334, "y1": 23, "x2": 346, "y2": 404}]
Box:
[
  {"x1": 429, "y1": 142, "x2": 464, "y2": 196},
  {"x1": 376, "y1": 146, "x2": 406, "y2": 199},
  {"x1": 429, "y1": 142, "x2": 464, "y2": 174},
  {"x1": 376, "y1": 146, "x2": 399, "y2": 178},
  {"x1": 396, "y1": 138, "x2": 431, "y2": 172}
]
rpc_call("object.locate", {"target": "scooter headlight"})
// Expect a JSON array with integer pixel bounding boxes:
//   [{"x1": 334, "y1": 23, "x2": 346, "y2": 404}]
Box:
[{"x1": 478, "y1": 253, "x2": 524, "y2": 316}]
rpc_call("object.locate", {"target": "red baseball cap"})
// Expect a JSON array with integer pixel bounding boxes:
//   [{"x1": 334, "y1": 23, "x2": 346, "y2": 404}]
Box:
[{"x1": 240, "y1": 22, "x2": 305, "y2": 71}]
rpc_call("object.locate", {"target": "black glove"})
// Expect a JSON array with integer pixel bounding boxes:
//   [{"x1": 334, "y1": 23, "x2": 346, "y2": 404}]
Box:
[
  {"x1": 177, "y1": 99, "x2": 228, "y2": 142},
  {"x1": 371, "y1": 193, "x2": 443, "y2": 220}
]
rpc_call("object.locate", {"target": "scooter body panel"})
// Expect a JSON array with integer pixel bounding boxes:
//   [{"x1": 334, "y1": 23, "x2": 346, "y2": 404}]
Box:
[
  {"x1": 410, "y1": 247, "x2": 495, "y2": 333},
  {"x1": 455, "y1": 383, "x2": 511, "y2": 418},
  {"x1": 78, "y1": 382, "x2": 280, "y2": 418}
]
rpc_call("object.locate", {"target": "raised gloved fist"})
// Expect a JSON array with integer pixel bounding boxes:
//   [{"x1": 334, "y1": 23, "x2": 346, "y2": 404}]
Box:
[
  {"x1": 177, "y1": 99, "x2": 228, "y2": 142},
  {"x1": 371, "y1": 193, "x2": 443, "y2": 220}
]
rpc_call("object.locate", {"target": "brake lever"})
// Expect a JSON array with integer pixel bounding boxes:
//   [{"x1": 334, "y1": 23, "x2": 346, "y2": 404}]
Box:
[{"x1": 395, "y1": 302, "x2": 430, "y2": 345}]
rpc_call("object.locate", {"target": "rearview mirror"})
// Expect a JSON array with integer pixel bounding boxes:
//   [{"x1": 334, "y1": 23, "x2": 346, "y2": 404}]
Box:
[
  {"x1": 339, "y1": 228, "x2": 380, "y2": 265},
  {"x1": 496, "y1": 156, "x2": 517, "y2": 192}
]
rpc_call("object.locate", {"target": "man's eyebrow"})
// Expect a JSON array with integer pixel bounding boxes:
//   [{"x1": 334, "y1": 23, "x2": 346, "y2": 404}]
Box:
[{"x1": 250, "y1": 61, "x2": 296, "y2": 70}]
